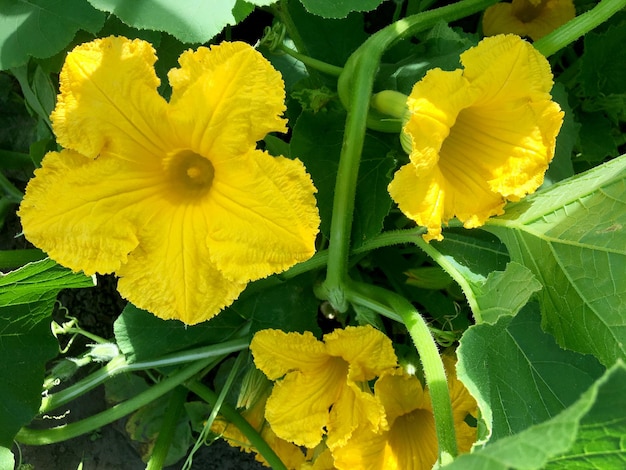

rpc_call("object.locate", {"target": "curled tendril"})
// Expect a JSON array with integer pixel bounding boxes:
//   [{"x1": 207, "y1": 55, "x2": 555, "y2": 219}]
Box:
[{"x1": 259, "y1": 23, "x2": 287, "y2": 53}]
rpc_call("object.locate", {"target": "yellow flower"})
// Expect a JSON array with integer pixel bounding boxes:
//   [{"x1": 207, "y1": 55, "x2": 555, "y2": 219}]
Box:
[
  {"x1": 387, "y1": 34, "x2": 563, "y2": 242},
  {"x1": 250, "y1": 325, "x2": 398, "y2": 450},
  {"x1": 483, "y1": 0, "x2": 576, "y2": 41},
  {"x1": 18, "y1": 37, "x2": 320, "y2": 324},
  {"x1": 331, "y1": 354, "x2": 477, "y2": 470}
]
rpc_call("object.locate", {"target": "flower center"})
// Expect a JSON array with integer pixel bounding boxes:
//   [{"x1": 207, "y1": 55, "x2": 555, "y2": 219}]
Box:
[
  {"x1": 513, "y1": 0, "x2": 547, "y2": 22},
  {"x1": 167, "y1": 150, "x2": 215, "y2": 197}
]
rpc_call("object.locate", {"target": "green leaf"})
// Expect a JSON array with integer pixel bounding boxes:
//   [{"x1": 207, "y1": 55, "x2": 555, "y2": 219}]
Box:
[
  {"x1": 545, "y1": 363, "x2": 626, "y2": 468},
  {"x1": 471, "y1": 262, "x2": 542, "y2": 324},
  {"x1": 485, "y1": 154, "x2": 626, "y2": 366},
  {"x1": 87, "y1": 0, "x2": 268, "y2": 44},
  {"x1": 291, "y1": 108, "x2": 395, "y2": 244},
  {"x1": 431, "y1": 231, "x2": 539, "y2": 324},
  {"x1": 242, "y1": 273, "x2": 321, "y2": 336},
  {"x1": 0, "y1": 258, "x2": 96, "y2": 446},
  {"x1": 0, "y1": 0, "x2": 105, "y2": 70},
  {"x1": 458, "y1": 304, "x2": 605, "y2": 444},
  {"x1": 579, "y1": 24, "x2": 626, "y2": 96},
  {"x1": 287, "y1": 0, "x2": 368, "y2": 67},
  {"x1": 0, "y1": 258, "x2": 95, "y2": 306},
  {"x1": 298, "y1": 0, "x2": 384, "y2": 18},
  {"x1": 0, "y1": 302, "x2": 59, "y2": 448},
  {"x1": 114, "y1": 303, "x2": 248, "y2": 363},
  {"x1": 443, "y1": 363, "x2": 626, "y2": 470},
  {"x1": 0, "y1": 447, "x2": 14, "y2": 469}
]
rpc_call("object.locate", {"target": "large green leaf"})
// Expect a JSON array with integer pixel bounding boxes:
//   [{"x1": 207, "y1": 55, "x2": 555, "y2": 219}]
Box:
[
  {"x1": 87, "y1": 0, "x2": 273, "y2": 44},
  {"x1": 485, "y1": 154, "x2": 626, "y2": 366},
  {"x1": 0, "y1": 0, "x2": 105, "y2": 70},
  {"x1": 442, "y1": 363, "x2": 626, "y2": 470},
  {"x1": 457, "y1": 304, "x2": 604, "y2": 444},
  {"x1": 298, "y1": 0, "x2": 384, "y2": 18},
  {"x1": 0, "y1": 259, "x2": 93, "y2": 447}
]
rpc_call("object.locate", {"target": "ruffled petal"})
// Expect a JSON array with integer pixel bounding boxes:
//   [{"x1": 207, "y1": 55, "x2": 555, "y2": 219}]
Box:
[
  {"x1": 52, "y1": 36, "x2": 170, "y2": 161},
  {"x1": 388, "y1": 163, "x2": 450, "y2": 242},
  {"x1": 250, "y1": 330, "x2": 328, "y2": 380},
  {"x1": 115, "y1": 201, "x2": 247, "y2": 324},
  {"x1": 324, "y1": 325, "x2": 398, "y2": 381},
  {"x1": 404, "y1": 69, "x2": 475, "y2": 172},
  {"x1": 461, "y1": 35, "x2": 554, "y2": 102},
  {"x1": 375, "y1": 372, "x2": 430, "y2": 422},
  {"x1": 327, "y1": 380, "x2": 387, "y2": 450},
  {"x1": 168, "y1": 41, "x2": 287, "y2": 158},
  {"x1": 204, "y1": 150, "x2": 320, "y2": 283},
  {"x1": 18, "y1": 149, "x2": 163, "y2": 275},
  {"x1": 265, "y1": 359, "x2": 347, "y2": 448}
]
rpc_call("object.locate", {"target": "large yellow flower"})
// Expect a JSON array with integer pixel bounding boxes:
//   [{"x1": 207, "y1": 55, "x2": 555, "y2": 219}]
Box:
[
  {"x1": 18, "y1": 37, "x2": 320, "y2": 324},
  {"x1": 250, "y1": 325, "x2": 398, "y2": 450},
  {"x1": 388, "y1": 34, "x2": 563, "y2": 242},
  {"x1": 483, "y1": 0, "x2": 576, "y2": 41},
  {"x1": 331, "y1": 354, "x2": 477, "y2": 470}
]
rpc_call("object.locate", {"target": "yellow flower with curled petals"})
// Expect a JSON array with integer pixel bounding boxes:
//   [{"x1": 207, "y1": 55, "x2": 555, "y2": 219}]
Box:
[
  {"x1": 483, "y1": 0, "x2": 576, "y2": 41},
  {"x1": 250, "y1": 325, "x2": 398, "y2": 450},
  {"x1": 332, "y1": 354, "x2": 477, "y2": 470},
  {"x1": 18, "y1": 37, "x2": 320, "y2": 324},
  {"x1": 388, "y1": 34, "x2": 563, "y2": 242}
]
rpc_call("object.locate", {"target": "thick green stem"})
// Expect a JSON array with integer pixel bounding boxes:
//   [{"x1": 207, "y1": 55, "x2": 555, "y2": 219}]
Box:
[
  {"x1": 40, "y1": 338, "x2": 249, "y2": 414},
  {"x1": 185, "y1": 381, "x2": 288, "y2": 470},
  {"x1": 345, "y1": 280, "x2": 458, "y2": 462},
  {"x1": 322, "y1": 0, "x2": 499, "y2": 312},
  {"x1": 534, "y1": 0, "x2": 626, "y2": 57},
  {"x1": 16, "y1": 356, "x2": 222, "y2": 445},
  {"x1": 146, "y1": 386, "x2": 188, "y2": 470}
]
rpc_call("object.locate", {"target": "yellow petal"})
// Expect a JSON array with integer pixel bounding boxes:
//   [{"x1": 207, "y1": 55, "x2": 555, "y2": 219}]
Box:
[
  {"x1": 250, "y1": 330, "x2": 328, "y2": 380},
  {"x1": 324, "y1": 325, "x2": 398, "y2": 381},
  {"x1": 18, "y1": 149, "x2": 160, "y2": 274},
  {"x1": 483, "y1": 0, "x2": 576, "y2": 41},
  {"x1": 388, "y1": 164, "x2": 450, "y2": 242},
  {"x1": 461, "y1": 35, "x2": 554, "y2": 102},
  {"x1": 115, "y1": 202, "x2": 246, "y2": 325},
  {"x1": 205, "y1": 150, "x2": 320, "y2": 283},
  {"x1": 327, "y1": 380, "x2": 387, "y2": 450},
  {"x1": 265, "y1": 358, "x2": 347, "y2": 448},
  {"x1": 168, "y1": 41, "x2": 287, "y2": 158},
  {"x1": 52, "y1": 36, "x2": 170, "y2": 160},
  {"x1": 375, "y1": 372, "x2": 431, "y2": 422},
  {"x1": 442, "y1": 353, "x2": 478, "y2": 453}
]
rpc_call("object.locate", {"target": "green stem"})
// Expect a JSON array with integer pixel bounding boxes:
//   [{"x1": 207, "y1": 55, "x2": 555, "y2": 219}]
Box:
[
  {"x1": 322, "y1": 0, "x2": 499, "y2": 312},
  {"x1": 277, "y1": 43, "x2": 343, "y2": 76},
  {"x1": 412, "y1": 237, "x2": 483, "y2": 323},
  {"x1": 534, "y1": 0, "x2": 626, "y2": 57},
  {"x1": 345, "y1": 280, "x2": 458, "y2": 461},
  {"x1": 16, "y1": 356, "x2": 222, "y2": 445},
  {"x1": 40, "y1": 338, "x2": 249, "y2": 414},
  {"x1": 185, "y1": 381, "x2": 288, "y2": 470},
  {"x1": 146, "y1": 386, "x2": 188, "y2": 470}
]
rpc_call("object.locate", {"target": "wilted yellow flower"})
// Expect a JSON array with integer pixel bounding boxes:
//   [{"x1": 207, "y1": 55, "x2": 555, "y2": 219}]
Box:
[
  {"x1": 18, "y1": 37, "x2": 320, "y2": 324},
  {"x1": 250, "y1": 326, "x2": 398, "y2": 450},
  {"x1": 388, "y1": 34, "x2": 563, "y2": 242},
  {"x1": 483, "y1": 0, "x2": 576, "y2": 41},
  {"x1": 331, "y1": 354, "x2": 477, "y2": 470}
]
